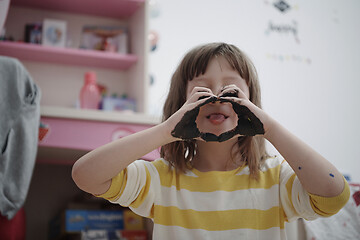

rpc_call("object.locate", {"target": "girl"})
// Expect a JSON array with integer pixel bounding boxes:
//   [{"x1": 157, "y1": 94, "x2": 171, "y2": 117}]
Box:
[{"x1": 72, "y1": 43, "x2": 349, "y2": 239}]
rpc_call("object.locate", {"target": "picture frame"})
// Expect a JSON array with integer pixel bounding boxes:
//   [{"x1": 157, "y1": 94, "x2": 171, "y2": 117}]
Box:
[{"x1": 42, "y1": 18, "x2": 67, "y2": 48}]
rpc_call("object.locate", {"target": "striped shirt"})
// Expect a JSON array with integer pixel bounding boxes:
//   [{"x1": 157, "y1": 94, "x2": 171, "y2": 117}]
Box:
[{"x1": 98, "y1": 156, "x2": 350, "y2": 239}]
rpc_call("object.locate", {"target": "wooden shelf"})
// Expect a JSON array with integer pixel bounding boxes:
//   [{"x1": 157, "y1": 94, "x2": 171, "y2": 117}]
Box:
[
  {"x1": 0, "y1": 41, "x2": 138, "y2": 70},
  {"x1": 10, "y1": 0, "x2": 145, "y2": 19}
]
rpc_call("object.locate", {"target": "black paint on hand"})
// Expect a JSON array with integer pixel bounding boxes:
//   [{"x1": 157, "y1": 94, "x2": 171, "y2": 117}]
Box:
[{"x1": 171, "y1": 96, "x2": 264, "y2": 142}]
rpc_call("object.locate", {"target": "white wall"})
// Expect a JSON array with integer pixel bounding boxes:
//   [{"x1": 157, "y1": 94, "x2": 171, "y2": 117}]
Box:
[{"x1": 148, "y1": 0, "x2": 360, "y2": 183}]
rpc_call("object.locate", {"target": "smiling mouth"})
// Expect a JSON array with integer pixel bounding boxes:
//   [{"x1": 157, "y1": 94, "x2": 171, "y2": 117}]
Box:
[{"x1": 206, "y1": 113, "x2": 229, "y2": 125}]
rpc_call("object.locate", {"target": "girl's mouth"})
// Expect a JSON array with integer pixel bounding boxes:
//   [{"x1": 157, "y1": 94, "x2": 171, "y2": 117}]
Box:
[{"x1": 206, "y1": 113, "x2": 229, "y2": 125}]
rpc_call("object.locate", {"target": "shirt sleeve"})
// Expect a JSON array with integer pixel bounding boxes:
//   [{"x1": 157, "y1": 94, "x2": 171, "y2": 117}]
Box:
[
  {"x1": 96, "y1": 160, "x2": 160, "y2": 218},
  {"x1": 279, "y1": 159, "x2": 350, "y2": 222},
  {"x1": 307, "y1": 180, "x2": 350, "y2": 217}
]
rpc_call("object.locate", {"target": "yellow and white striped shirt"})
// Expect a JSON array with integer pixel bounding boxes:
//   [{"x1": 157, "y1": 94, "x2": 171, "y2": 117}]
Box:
[{"x1": 98, "y1": 156, "x2": 349, "y2": 239}]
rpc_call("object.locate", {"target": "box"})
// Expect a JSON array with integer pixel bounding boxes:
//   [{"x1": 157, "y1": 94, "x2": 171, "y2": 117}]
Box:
[
  {"x1": 65, "y1": 209, "x2": 124, "y2": 231},
  {"x1": 101, "y1": 96, "x2": 136, "y2": 112},
  {"x1": 49, "y1": 209, "x2": 124, "y2": 240}
]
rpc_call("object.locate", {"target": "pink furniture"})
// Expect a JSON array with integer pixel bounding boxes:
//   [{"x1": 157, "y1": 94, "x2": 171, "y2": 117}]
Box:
[
  {"x1": 0, "y1": 0, "x2": 156, "y2": 165},
  {"x1": 2, "y1": 1, "x2": 153, "y2": 238},
  {"x1": 0, "y1": 41, "x2": 138, "y2": 70},
  {"x1": 39, "y1": 116, "x2": 160, "y2": 162},
  {"x1": 10, "y1": 0, "x2": 144, "y2": 19}
]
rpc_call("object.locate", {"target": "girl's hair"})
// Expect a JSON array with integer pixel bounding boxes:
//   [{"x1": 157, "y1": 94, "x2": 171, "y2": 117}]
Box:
[{"x1": 160, "y1": 42, "x2": 269, "y2": 179}]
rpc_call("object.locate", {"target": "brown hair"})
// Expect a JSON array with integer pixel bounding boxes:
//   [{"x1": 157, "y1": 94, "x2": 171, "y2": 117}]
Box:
[{"x1": 160, "y1": 42, "x2": 269, "y2": 179}]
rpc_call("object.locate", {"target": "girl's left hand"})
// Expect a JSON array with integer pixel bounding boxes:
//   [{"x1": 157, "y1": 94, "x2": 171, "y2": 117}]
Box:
[{"x1": 220, "y1": 84, "x2": 273, "y2": 137}]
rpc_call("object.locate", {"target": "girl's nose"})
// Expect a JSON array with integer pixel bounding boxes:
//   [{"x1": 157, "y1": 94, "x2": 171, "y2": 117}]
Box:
[{"x1": 212, "y1": 85, "x2": 225, "y2": 97}]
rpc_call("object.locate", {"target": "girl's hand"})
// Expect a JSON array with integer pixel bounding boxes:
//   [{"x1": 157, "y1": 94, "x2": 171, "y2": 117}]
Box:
[
  {"x1": 163, "y1": 86, "x2": 216, "y2": 142},
  {"x1": 220, "y1": 84, "x2": 273, "y2": 137}
]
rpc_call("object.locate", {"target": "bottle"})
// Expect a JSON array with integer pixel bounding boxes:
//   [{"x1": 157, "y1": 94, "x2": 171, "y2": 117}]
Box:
[{"x1": 80, "y1": 71, "x2": 100, "y2": 109}]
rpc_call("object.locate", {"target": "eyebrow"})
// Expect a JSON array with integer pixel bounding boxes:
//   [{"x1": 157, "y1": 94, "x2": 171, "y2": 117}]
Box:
[
  {"x1": 223, "y1": 76, "x2": 242, "y2": 81},
  {"x1": 191, "y1": 76, "x2": 208, "y2": 83},
  {"x1": 192, "y1": 73, "x2": 243, "y2": 83}
]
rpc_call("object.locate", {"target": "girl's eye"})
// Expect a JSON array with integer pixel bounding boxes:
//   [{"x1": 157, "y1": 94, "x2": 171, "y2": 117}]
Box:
[{"x1": 220, "y1": 89, "x2": 239, "y2": 98}]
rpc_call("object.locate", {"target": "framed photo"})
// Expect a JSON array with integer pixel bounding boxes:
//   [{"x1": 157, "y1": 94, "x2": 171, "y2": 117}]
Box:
[
  {"x1": 42, "y1": 19, "x2": 67, "y2": 48},
  {"x1": 25, "y1": 23, "x2": 42, "y2": 44}
]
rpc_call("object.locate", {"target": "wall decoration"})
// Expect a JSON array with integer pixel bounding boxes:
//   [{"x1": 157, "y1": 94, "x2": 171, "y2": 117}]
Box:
[
  {"x1": 265, "y1": 20, "x2": 300, "y2": 43},
  {"x1": 264, "y1": 0, "x2": 299, "y2": 13},
  {"x1": 273, "y1": 0, "x2": 291, "y2": 13},
  {"x1": 149, "y1": 74, "x2": 155, "y2": 86},
  {"x1": 148, "y1": 30, "x2": 159, "y2": 52},
  {"x1": 149, "y1": 0, "x2": 161, "y2": 18},
  {"x1": 263, "y1": 0, "x2": 301, "y2": 43},
  {"x1": 266, "y1": 52, "x2": 312, "y2": 65}
]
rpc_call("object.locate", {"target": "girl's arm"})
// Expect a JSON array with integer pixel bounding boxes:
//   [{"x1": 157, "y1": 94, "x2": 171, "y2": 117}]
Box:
[
  {"x1": 72, "y1": 87, "x2": 215, "y2": 196},
  {"x1": 264, "y1": 119, "x2": 345, "y2": 197},
  {"x1": 71, "y1": 123, "x2": 172, "y2": 195},
  {"x1": 222, "y1": 84, "x2": 345, "y2": 197}
]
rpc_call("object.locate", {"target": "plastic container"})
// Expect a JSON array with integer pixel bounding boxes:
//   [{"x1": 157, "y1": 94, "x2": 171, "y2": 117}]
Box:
[{"x1": 80, "y1": 71, "x2": 100, "y2": 109}]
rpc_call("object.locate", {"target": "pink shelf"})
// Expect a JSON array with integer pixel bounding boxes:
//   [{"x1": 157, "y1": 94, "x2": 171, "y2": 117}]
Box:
[
  {"x1": 39, "y1": 116, "x2": 160, "y2": 161},
  {"x1": 11, "y1": 0, "x2": 145, "y2": 19},
  {"x1": 0, "y1": 41, "x2": 138, "y2": 70}
]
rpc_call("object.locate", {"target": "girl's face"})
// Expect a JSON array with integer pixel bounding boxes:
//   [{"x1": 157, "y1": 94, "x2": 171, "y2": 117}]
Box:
[{"x1": 186, "y1": 56, "x2": 250, "y2": 137}]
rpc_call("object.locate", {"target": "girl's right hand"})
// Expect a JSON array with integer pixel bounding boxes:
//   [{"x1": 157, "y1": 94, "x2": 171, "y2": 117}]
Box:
[{"x1": 162, "y1": 86, "x2": 216, "y2": 142}]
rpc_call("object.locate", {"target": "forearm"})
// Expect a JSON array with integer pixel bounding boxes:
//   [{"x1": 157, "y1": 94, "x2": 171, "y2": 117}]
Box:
[
  {"x1": 72, "y1": 123, "x2": 172, "y2": 195},
  {"x1": 265, "y1": 119, "x2": 345, "y2": 197}
]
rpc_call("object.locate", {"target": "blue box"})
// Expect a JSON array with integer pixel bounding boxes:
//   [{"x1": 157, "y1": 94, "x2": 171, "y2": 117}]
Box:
[
  {"x1": 49, "y1": 209, "x2": 124, "y2": 239},
  {"x1": 65, "y1": 209, "x2": 124, "y2": 231},
  {"x1": 101, "y1": 96, "x2": 136, "y2": 112}
]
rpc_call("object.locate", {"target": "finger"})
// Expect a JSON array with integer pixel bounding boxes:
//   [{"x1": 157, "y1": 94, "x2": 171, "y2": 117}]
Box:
[
  {"x1": 188, "y1": 91, "x2": 213, "y2": 102},
  {"x1": 190, "y1": 86, "x2": 213, "y2": 96},
  {"x1": 188, "y1": 89, "x2": 215, "y2": 103},
  {"x1": 220, "y1": 96, "x2": 243, "y2": 105},
  {"x1": 220, "y1": 96, "x2": 256, "y2": 114},
  {"x1": 187, "y1": 93, "x2": 215, "y2": 109}
]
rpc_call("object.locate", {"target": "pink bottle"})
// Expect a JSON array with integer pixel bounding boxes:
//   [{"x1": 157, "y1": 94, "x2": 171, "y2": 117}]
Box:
[{"x1": 80, "y1": 71, "x2": 100, "y2": 109}]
